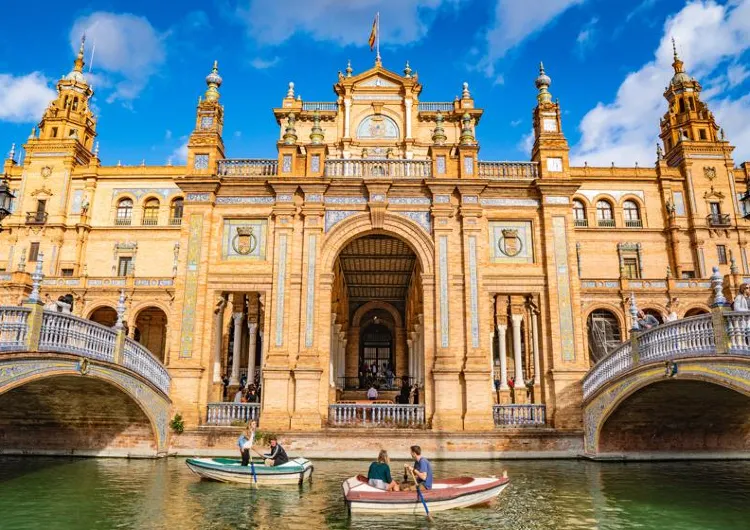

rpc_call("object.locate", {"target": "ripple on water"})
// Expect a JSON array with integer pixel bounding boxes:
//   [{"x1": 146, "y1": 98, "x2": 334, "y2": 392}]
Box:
[{"x1": 0, "y1": 458, "x2": 749, "y2": 529}]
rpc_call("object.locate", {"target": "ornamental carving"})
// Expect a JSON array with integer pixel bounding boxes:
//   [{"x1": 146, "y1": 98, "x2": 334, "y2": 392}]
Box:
[
  {"x1": 231, "y1": 226, "x2": 258, "y2": 255},
  {"x1": 703, "y1": 166, "x2": 716, "y2": 180}
]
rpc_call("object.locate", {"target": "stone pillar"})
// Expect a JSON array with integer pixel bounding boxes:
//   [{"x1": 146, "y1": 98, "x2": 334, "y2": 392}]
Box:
[
  {"x1": 531, "y1": 309, "x2": 541, "y2": 386},
  {"x1": 511, "y1": 314, "x2": 525, "y2": 384},
  {"x1": 247, "y1": 321, "x2": 258, "y2": 386},
  {"x1": 407, "y1": 338, "x2": 414, "y2": 381},
  {"x1": 212, "y1": 295, "x2": 227, "y2": 385},
  {"x1": 339, "y1": 333, "x2": 347, "y2": 388},
  {"x1": 405, "y1": 98, "x2": 413, "y2": 139},
  {"x1": 489, "y1": 331, "x2": 495, "y2": 393},
  {"x1": 409, "y1": 331, "x2": 418, "y2": 384},
  {"x1": 496, "y1": 324, "x2": 509, "y2": 390},
  {"x1": 229, "y1": 312, "x2": 243, "y2": 387},
  {"x1": 344, "y1": 99, "x2": 351, "y2": 138}
]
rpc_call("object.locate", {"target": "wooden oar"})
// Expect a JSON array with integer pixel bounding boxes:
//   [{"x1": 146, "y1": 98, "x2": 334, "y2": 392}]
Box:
[
  {"x1": 249, "y1": 452, "x2": 258, "y2": 484},
  {"x1": 409, "y1": 467, "x2": 430, "y2": 518}
]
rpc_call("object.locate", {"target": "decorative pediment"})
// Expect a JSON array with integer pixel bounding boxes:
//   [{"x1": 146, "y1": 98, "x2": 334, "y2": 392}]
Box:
[
  {"x1": 359, "y1": 76, "x2": 399, "y2": 88},
  {"x1": 31, "y1": 186, "x2": 53, "y2": 197},
  {"x1": 703, "y1": 186, "x2": 725, "y2": 200}
]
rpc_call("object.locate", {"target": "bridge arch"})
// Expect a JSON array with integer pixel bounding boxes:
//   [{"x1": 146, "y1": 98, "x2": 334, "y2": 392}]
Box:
[
  {"x1": 88, "y1": 305, "x2": 118, "y2": 327},
  {"x1": 0, "y1": 356, "x2": 170, "y2": 456},
  {"x1": 584, "y1": 359, "x2": 750, "y2": 456}
]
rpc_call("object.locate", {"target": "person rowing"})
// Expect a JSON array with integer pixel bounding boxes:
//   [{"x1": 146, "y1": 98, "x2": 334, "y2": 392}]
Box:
[
  {"x1": 237, "y1": 422, "x2": 255, "y2": 467},
  {"x1": 252, "y1": 436, "x2": 289, "y2": 467},
  {"x1": 402, "y1": 445, "x2": 433, "y2": 491}
]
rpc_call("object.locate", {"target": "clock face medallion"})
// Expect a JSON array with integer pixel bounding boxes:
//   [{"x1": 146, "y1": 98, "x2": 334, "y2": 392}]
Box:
[
  {"x1": 200, "y1": 116, "x2": 213, "y2": 129},
  {"x1": 41, "y1": 166, "x2": 52, "y2": 178},
  {"x1": 543, "y1": 118, "x2": 557, "y2": 132},
  {"x1": 546, "y1": 157, "x2": 563, "y2": 172}
]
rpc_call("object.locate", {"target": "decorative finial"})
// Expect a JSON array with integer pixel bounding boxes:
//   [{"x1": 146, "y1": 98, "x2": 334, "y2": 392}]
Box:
[
  {"x1": 286, "y1": 82, "x2": 295, "y2": 98},
  {"x1": 18, "y1": 249, "x2": 26, "y2": 273},
  {"x1": 296, "y1": 94, "x2": 301, "y2": 101},
  {"x1": 629, "y1": 292, "x2": 640, "y2": 331},
  {"x1": 117, "y1": 160, "x2": 121, "y2": 167},
  {"x1": 283, "y1": 112, "x2": 298, "y2": 145},
  {"x1": 535, "y1": 62, "x2": 552, "y2": 104},
  {"x1": 141, "y1": 159, "x2": 145, "y2": 167},
  {"x1": 462, "y1": 82, "x2": 470, "y2": 99},
  {"x1": 432, "y1": 112, "x2": 447, "y2": 146},
  {"x1": 28, "y1": 252, "x2": 45, "y2": 304},
  {"x1": 204, "y1": 60, "x2": 222, "y2": 102},
  {"x1": 670, "y1": 37, "x2": 686, "y2": 79},
  {"x1": 28, "y1": 128, "x2": 36, "y2": 140},
  {"x1": 8, "y1": 143, "x2": 15, "y2": 162},
  {"x1": 309, "y1": 111, "x2": 324, "y2": 145},
  {"x1": 167, "y1": 157, "x2": 173, "y2": 167},
  {"x1": 115, "y1": 289, "x2": 127, "y2": 330},
  {"x1": 73, "y1": 35, "x2": 86, "y2": 73},
  {"x1": 730, "y1": 250, "x2": 739, "y2": 274},
  {"x1": 94, "y1": 142, "x2": 100, "y2": 156},
  {"x1": 404, "y1": 61, "x2": 412, "y2": 78},
  {"x1": 672, "y1": 37, "x2": 678, "y2": 61},
  {"x1": 459, "y1": 112, "x2": 475, "y2": 146},
  {"x1": 721, "y1": 128, "x2": 725, "y2": 140},
  {"x1": 656, "y1": 142, "x2": 663, "y2": 160},
  {"x1": 346, "y1": 60, "x2": 353, "y2": 77},
  {"x1": 710, "y1": 265, "x2": 727, "y2": 307}
]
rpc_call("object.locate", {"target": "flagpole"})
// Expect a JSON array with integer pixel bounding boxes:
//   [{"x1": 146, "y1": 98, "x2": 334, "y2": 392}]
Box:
[{"x1": 376, "y1": 11, "x2": 381, "y2": 64}]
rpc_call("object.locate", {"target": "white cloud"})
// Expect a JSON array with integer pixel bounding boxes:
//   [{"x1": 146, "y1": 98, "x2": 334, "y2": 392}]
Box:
[
  {"x1": 572, "y1": 0, "x2": 750, "y2": 166},
  {"x1": 250, "y1": 56, "x2": 281, "y2": 69},
  {"x1": 170, "y1": 138, "x2": 189, "y2": 164},
  {"x1": 70, "y1": 12, "x2": 166, "y2": 103},
  {"x1": 576, "y1": 17, "x2": 598, "y2": 58},
  {"x1": 727, "y1": 63, "x2": 750, "y2": 87},
  {"x1": 518, "y1": 129, "x2": 535, "y2": 155},
  {"x1": 165, "y1": 129, "x2": 173, "y2": 140},
  {"x1": 0, "y1": 72, "x2": 56, "y2": 123},
  {"x1": 510, "y1": 119, "x2": 523, "y2": 127},
  {"x1": 480, "y1": 0, "x2": 585, "y2": 76},
  {"x1": 236, "y1": 0, "x2": 462, "y2": 47}
]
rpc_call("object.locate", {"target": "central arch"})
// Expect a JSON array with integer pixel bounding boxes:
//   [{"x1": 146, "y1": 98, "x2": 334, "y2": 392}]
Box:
[{"x1": 319, "y1": 212, "x2": 435, "y2": 415}]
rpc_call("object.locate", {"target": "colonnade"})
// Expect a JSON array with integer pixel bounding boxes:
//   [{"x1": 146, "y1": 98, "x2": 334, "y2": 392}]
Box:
[
  {"x1": 407, "y1": 313, "x2": 424, "y2": 385},
  {"x1": 330, "y1": 314, "x2": 347, "y2": 389},
  {"x1": 494, "y1": 295, "x2": 542, "y2": 400}
]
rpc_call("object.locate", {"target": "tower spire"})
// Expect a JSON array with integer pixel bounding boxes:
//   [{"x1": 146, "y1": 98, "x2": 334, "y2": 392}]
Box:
[
  {"x1": 671, "y1": 37, "x2": 685, "y2": 75},
  {"x1": 74, "y1": 35, "x2": 86, "y2": 73},
  {"x1": 535, "y1": 62, "x2": 552, "y2": 104},
  {"x1": 204, "y1": 60, "x2": 223, "y2": 102}
]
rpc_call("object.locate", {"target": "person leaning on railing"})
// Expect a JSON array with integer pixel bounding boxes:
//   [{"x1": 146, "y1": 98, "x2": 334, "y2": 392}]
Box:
[{"x1": 732, "y1": 283, "x2": 750, "y2": 312}]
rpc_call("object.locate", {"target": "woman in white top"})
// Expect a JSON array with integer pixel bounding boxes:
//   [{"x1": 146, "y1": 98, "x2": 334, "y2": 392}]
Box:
[{"x1": 733, "y1": 283, "x2": 750, "y2": 311}]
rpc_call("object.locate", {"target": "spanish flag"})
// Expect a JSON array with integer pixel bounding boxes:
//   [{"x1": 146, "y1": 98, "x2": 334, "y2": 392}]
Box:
[{"x1": 368, "y1": 13, "x2": 378, "y2": 51}]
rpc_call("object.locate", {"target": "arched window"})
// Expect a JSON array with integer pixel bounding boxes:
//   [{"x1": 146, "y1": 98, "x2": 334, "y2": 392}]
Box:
[
  {"x1": 587, "y1": 309, "x2": 621, "y2": 364},
  {"x1": 170, "y1": 198, "x2": 184, "y2": 225},
  {"x1": 116, "y1": 198, "x2": 133, "y2": 225},
  {"x1": 142, "y1": 198, "x2": 160, "y2": 225},
  {"x1": 596, "y1": 200, "x2": 614, "y2": 227},
  {"x1": 573, "y1": 200, "x2": 587, "y2": 227},
  {"x1": 623, "y1": 200, "x2": 642, "y2": 227}
]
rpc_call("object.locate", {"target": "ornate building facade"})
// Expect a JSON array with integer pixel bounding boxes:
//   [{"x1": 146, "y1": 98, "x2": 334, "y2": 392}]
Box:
[{"x1": 1, "y1": 42, "x2": 749, "y2": 432}]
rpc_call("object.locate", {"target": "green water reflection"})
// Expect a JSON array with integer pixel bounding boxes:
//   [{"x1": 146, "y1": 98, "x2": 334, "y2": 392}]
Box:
[{"x1": 0, "y1": 457, "x2": 748, "y2": 529}]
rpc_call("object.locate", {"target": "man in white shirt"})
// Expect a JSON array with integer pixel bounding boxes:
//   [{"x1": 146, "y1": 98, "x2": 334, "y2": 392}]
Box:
[
  {"x1": 367, "y1": 385, "x2": 378, "y2": 400},
  {"x1": 234, "y1": 387, "x2": 244, "y2": 403}
]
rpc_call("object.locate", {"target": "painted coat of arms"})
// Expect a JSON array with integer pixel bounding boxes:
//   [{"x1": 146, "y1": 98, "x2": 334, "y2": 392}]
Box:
[
  {"x1": 499, "y1": 228, "x2": 523, "y2": 257},
  {"x1": 232, "y1": 226, "x2": 257, "y2": 255}
]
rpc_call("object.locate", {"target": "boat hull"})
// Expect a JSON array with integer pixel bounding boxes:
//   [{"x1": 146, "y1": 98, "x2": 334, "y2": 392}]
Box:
[
  {"x1": 186, "y1": 457, "x2": 313, "y2": 485},
  {"x1": 343, "y1": 475, "x2": 509, "y2": 514}
]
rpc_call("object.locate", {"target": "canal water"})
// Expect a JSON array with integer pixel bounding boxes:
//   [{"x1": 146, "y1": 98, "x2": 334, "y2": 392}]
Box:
[{"x1": 0, "y1": 457, "x2": 748, "y2": 529}]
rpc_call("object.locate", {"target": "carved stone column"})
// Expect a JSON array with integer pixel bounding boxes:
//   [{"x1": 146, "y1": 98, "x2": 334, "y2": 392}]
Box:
[
  {"x1": 229, "y1": 312, "x2": 243, "y2": 387},
  {"x1": 247, "y1": 321, "x2": 258, "y2": 386},
  {"x1": 511, "y1": 313, "x2": 525, "y2": 384},
  {"x1": 531, "y1": 309, "x2": 541, "y2": 386},
  {"x1": 212, "y1": 294, "x2": 227, "y2": 384}
]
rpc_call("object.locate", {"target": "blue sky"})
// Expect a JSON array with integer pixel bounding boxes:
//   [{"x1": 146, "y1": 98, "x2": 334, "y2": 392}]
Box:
[{"x1": 1, "y1": 0, "x2": 749, "y2": 167}]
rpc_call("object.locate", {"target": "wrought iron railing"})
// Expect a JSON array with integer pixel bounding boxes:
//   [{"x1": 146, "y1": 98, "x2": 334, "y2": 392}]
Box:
[
  {"x1": 707, "y1": 213, "x2": 731, "y2": 227},
  {"x1": 115, "y1": 218, "x2": 132, "y2": 226},
  {"x1": 625, "y1": 219, "x2": 643, "y2": 228},
  {"x1": 169, "y1": 217, "x2": 182, "y2": 226},
  {"x1": 477, "y1": 161, "x2": 539, "y2": 179},
  {"x1": 325, "y1": 159, "x2": 432, "y2": 178},
  {"x1": 493, "y1": 404, "x2": 546, "y2": 427},
  {"x1": 581, "y1": 313, "x2": 750, "y2": 401},
  {"x1": 206, "y1": 403, "x2": 261, "y2": 425},
  {"x1": 328, "y1": 403, "x2": 425, "y2": 427},
  {"x1": 338, "y1": 375, "x2": 415, "y2": 392},
  {"x1": 574, "y1": 219, "x2": 588, "y2": 227},
  {"x1": 597, "y1": 218, "x2": 616, "y2": 228},
  {"x1": 218, "y1": 159, "x2": 278, "y2": 176},
  {"x1": 25, "y1": 211, "x2": 48, "y2": 224}
]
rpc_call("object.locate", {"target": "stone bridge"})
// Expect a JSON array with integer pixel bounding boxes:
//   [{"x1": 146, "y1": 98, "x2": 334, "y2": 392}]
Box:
[
  {"x1": 582, "y1": 310, "x2": 750, "y2": 458},
  {"x1": 0, "y1": 303, "x2": 171, "y2": 457}
]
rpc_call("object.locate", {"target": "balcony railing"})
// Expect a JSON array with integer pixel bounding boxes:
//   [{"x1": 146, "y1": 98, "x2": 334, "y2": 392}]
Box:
[
  {"x1": 493, "y1": 404, "x2": 546, "y2": 427},
  {"x1": 707, "y1": 213, "x2": 731, "y2": 227},
  {"x1": 25, "y1": 211, "x2": 48, "y2": 225},
  {"x1": 0, "y1": 307, "x2": 31, "y2": 352},
  {"x1": 477, "y1": 161, "x2": 539, "y2": 179},
  {"x1": 574, "y1": 219, "x2": 588, "y2": 227},
  {"x1": 115, "y1": 218, "x2": 132, "y2": 226},
  {"x1": 328, "y1": 403, "x2": 426, "y2": 427},
  {"x1": 417, "y1": 102, "x2": 454, "y2": 112},
  {"x1": 169, "y1": 217, "x2": 182, "y2": 226},
  {"x1": 218, "y1": 158, "x2": 279, "y2": 177},
  {"x1": 625, "y1": 219, "x2": 643, "y2": 228},
  {"x1": 141, "y1": 218, "x2": 158, "y2": 226},
  {"x1": 302, "y1": 102, "x2": 338, "y2": 112},
  {"x1": 338, "y1": 375, "x2": 416, "y2": 392},
  {"x1": 597, "y1": 218, "x2": 616, "y2": 228},
  {"x1": 325, "y1": 159, "x2": 432, "y2": 178},
  {"x1": 206, "y1": 403, "x2": 261, "y2": 425}
]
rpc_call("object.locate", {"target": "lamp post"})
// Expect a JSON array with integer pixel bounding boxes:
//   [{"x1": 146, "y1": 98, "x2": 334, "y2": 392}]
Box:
[{"x1": 0, "y1": 176, "x2": 15, "y2": 231}]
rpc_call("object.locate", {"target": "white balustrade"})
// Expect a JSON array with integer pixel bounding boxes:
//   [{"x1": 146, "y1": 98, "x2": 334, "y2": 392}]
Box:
[
  {"x1": 302, "y1": 102, "x2": 338, "y2": 112},
  {"x1": 582, "y1": 313, "x2": 750, "y2": 401},
  {"x1": 417, "y1": 102, "x2": 454, "y2": 112},
  {"x1": 39, "y1": 311, "x2": 117, "y2": 363},
  {"x1": 328, "y1": 404, "x2": 425, "y2": 427},
  {"x1": 206, "y1": 403, "x2": 261, "y2": 425},
  {"x1": 493, "y1": 404, "x2": 546, "y2": 427},
  {"x1": 325, "y1": 159, "x2": 432, "y2": 179},
  {"x1": 477, "y1": 161, "x2": 539, "y2": 179},
  {"x1": 0, "y1": 307, "x2": 31, "y2": 352},
  {"x1": 122, "y1": 339, "x2": 171, "y2": 395},
  {"x1": 218, "y1": 159, "x2": 278, "y2": 176}
]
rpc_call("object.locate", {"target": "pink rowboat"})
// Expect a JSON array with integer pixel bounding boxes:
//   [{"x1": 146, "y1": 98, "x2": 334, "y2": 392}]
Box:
[{"x1": 342, "y1": 473, "x2": 510, "y2": 515}]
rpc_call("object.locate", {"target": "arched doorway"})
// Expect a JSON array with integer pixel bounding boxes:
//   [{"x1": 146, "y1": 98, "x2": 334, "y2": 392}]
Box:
[
  {"x1": 134, "y1": 307, "x2": 168, "y2": 362},
  {"x1": 684, "y1": 307, "x2": 709, "y2": 317},
  {"x1": 331, "y1": 233, "x2": 420, "y2": 394},
  {"x1": 587, "y1": 309, "x2": 622, "y2": 364},
  {"x1": 88, "y1": 306, "x2": 117, "y2": 327}
]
